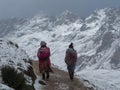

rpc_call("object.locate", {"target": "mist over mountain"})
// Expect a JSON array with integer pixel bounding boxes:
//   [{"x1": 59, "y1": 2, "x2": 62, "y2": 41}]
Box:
[
  {"x1": 0, "y1": 18, "x2": 26, "y2": 37},
  {"x1": 1, "y1": 8, "x2": 120, "y2": 89}
]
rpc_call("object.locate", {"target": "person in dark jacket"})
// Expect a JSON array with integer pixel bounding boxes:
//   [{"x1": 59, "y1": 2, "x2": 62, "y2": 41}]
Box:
[
  {"x1": 37, "y1": 41, "x2": 51, "y2": 80},
  {"x1": 65, "y1": 43, "x2": 77, "y2": 80}
]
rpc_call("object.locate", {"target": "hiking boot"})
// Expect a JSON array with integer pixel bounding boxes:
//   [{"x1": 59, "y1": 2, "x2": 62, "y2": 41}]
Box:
[{"x1": 39, "y1": 80, "x2": 46, "y2": 85}]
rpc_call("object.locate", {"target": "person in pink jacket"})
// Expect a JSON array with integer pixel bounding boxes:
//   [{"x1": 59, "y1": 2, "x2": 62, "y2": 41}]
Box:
[
  {"x1": 37, "y1": 41, "x2": 51, "y2": 80},
  {"x1": 65, "y1": 43, "x2": 77, "y2": 80}
]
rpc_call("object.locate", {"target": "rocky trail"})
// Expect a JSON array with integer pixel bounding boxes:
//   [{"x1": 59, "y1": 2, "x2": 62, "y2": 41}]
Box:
[{"x1": 32, "y1": 61, "x2": 93, "y2": 90}]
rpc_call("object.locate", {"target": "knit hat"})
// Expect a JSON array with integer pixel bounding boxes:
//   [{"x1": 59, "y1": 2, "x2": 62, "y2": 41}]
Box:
[
  {"x1": 69, "y1": 43, "x2": 73, "y2": 48},
  {"x1": 40, "y1": 41, "x2": 46, "y2": 46}
]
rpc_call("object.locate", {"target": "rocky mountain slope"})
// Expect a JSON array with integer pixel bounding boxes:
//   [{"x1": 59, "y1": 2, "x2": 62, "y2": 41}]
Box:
[
  {"x1": 6, "y1": 8, "x2": 120, "y2": 70},
  {"x1": 2, "y1": 8, "x2": 120, "y2": 89},
  {"x1": 0, "y1": 39, "x2": 36, "y2": 89}
]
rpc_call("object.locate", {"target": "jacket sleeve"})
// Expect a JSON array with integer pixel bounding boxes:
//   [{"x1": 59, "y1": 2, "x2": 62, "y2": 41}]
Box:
[
  {"x1": 64, "y1": 49, "x2": 69, "y2": 65},
  {"x1": 47, "y1": 47, "x2": 50, "y2": 57}
]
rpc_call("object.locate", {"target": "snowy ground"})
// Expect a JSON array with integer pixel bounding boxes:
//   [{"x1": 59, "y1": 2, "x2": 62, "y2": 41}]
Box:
[{"x1": 76, "y1": 69, "x2": 120, "y2": 90}]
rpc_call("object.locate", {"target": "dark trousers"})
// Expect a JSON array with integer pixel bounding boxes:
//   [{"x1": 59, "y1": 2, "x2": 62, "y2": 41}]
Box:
[
  {"x1": 42, "y1": 70, "x2": 49, "y2": 80},
  {"x1": 68, "y1": 70, "x2": 74, "y2": 80},
  {"x1": 67, "y1": 65, "x2": 75, "y2": 80}
]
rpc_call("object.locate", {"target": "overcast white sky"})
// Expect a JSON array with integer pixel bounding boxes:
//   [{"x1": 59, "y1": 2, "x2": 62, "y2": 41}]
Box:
[{"x1": 0, "y1": 0, "x2": 120, "y2": 19}]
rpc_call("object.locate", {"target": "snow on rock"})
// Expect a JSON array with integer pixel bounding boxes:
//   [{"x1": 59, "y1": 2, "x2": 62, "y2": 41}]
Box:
[
  {"x1": 0, "y1": 83, "x2": 14, "y2": 90},
  {"x1": 0, "y1": 39, "x2": 34, "y2": 90},
  {"x1": 2, "y1": 8, "x2": 120, "y2": 90},
  {"x1": 0, "y1": 39, "x2": 30, "y2": 70}
]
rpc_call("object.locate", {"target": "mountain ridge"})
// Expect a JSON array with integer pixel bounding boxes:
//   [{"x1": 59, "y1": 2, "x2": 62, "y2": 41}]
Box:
[{"x1": 1, "y1": 7, "x2": 120, "y2": 90}]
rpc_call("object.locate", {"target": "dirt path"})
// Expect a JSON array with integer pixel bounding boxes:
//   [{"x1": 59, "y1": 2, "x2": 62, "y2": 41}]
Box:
[{"x1": 32, "y1": 61, "x2": 88, "y2": 90}]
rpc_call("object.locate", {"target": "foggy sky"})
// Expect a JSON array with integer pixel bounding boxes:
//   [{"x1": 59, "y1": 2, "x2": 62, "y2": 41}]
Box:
[{"x1": 0, "y1": 0, "x2": 120, "y2": 19}]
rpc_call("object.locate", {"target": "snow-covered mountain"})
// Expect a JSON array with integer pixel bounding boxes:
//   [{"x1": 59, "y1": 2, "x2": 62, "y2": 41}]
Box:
[
  {"x1": 0, "y1": 18, "x2": 26, "y2": 38},
  {"x1": 0, "y1": 39, "x2": 35, "y2": 89},
  {"x1": 55, "y1": 10, "x2": 83, "y2": 25},
  {"x1": 2, "y1": 8, "x2": 120, "y2": 90},
  {"x1": 0, "y1": 39, "x2": 30, "y2": 70}
]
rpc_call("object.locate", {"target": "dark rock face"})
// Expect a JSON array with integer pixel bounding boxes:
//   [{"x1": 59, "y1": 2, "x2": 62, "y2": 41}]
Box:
[
  {"x1": 97, "y1": 31, "x2": 114, "y2": 53},
  {"x1": 110, "y1": 47, "x2": 120, "y2": 69},
  {"x1": 18, "y1": 61, "x2": 36, "y2": 90}
]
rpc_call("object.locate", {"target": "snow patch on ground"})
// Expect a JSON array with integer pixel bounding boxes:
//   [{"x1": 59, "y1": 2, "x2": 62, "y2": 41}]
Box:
[{"x1": 76, "y1": 69, "x2": 120, "y2": 90}]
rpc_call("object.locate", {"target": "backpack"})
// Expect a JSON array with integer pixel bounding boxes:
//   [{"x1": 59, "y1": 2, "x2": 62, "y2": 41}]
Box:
[
  {"x1": 70, "y1": 51, "x2": 76, "y2": 58},
  {"x1": 37, "y1": 47, "x2": 50, "y2": 60},
  {"x1": 67, "y1": 48, "x2": 76, "y2": 58},
  {"x1": 65, "y1": 48, "x2": 77, "y2": 65}
]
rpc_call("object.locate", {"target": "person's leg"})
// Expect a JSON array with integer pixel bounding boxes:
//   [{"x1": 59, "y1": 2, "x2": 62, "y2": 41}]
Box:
[
  {"x1": 42, "y1": 73, "x2": 45, "y2": 80},
  {"x1": 69, "y1": 71, "x2": 73, "y2": 80},
  {"x1": 71, "y1": 65, "x2": 75, "y2": 80},
  {"x1": 45, "y1": 66, "x2": 50, "y2": 80},
  {"x1": 39, "y1": 64, "x2": 41, "y2": 73},
  {"x1": 67, "y1": 65, "x2": 75, "y2": 80},
  {"x1": 46, "y1": 71, "x2": 49, "y2": 80},
  {"x1": 71, "y1": 71, "x2": 74, "y2": 80},
  {"x1": 68, "y1": 70, "x2": 71, "y2": 79},
  {"x1": 67, "y1": 66, "x2": 72, "y2": 80}
]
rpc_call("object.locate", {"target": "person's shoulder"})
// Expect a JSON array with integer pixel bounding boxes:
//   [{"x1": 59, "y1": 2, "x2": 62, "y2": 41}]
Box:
[
  {"x1": 38, "y1": 47, "x2": 41, "y2": 50},
  {"x1": 46, "y1": 46, "x2": 50, "y2": 49},
  {"x1": 66, "y1": 48, "x2": 70, "y2": 51},
  {"x1": 74, "y1": 49, "x2": 77, "y2": 52},
  {"x1": 73, "y1": 49, "x2": 77, "y2": 53},
  {"x1": 66, "y1": 48, "x2": 73, "y2": 53},
  {"x1": 45, "y1": 46, "x2": 50, "y2": 51}
]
